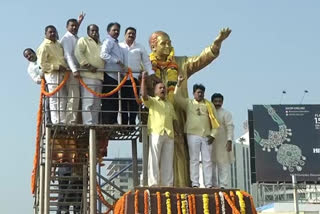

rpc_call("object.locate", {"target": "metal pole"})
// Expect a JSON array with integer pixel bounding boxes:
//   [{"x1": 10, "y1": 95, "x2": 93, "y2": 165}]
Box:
[
  {"x1": 89, "y1": 129, "x2": 97, "y2": 214},
  {"x1": 83, "y1": 164, "x2": 88, "y2": 214},
  {"x1": 39, "y1": 163, "x2": 45, "y2": 214},
  {"x1": 292, "y1": 174, "x2": 299, "y2": 214},
  {"x1": 132, "y1": 139, "x2": 139, "y2": 187},
  {"x1": 44, "y1": 127, "x2": 51, "y2": 214},
  {"x1": 142, "y1": 126, "x2": 149, "y2": 186},
  {"x1": 98, "y1": 164, "x2": 102, "y2": 213},
  {"x1": 118, "y1": 72, "x2": 122, "y2": 124}
]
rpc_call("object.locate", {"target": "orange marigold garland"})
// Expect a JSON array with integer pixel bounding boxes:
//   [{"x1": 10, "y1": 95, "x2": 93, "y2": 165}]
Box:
[
  {"x1": 177, "y1": 193, "x2": 182, "y2": 214},
  {"x1": 144, "y1": 190, "x2": 149, "y2": 214},
  {"x1": 223, "y1": 192, "x2": 240, "y2": 214},
  {"x1": 31, "y1": 72, "x2": 70, "y2": 194},
  {"x1": 128, "y1": 69, "x2": 142, "y2": 104},
  {"x1": 215, "y1": 192, "x2": 220, "y2": 214},
  {"x1": 241, "y1": 191, "x2": 257, "y2": 214},
  {"x1": 134, "y1": 190, "x2": 139, "y2": 214},
  {"x1": 156, "y1": 191, "x2": 162, "y2": 214},
  {"x1": 191, "y1": 194, "x2": 197, "y2": 214},
  {"x1": 188, "y1": 194, "x2": 193, "y2": 214},
  {"x1": 97, "y1": 184, "x2": 114, "y2": 210},
  {"x1": 78, "y1": 72, "x2": 128, "y2": 98}
]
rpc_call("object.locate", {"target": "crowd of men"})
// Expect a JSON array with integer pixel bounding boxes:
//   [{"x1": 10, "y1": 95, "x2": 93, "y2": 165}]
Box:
[{"x1": 24, "y1": 13, "x2": 235, "y2": 212}]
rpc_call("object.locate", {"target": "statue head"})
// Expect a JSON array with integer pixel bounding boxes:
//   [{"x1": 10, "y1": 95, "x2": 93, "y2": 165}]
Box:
[{"x1": 149, "y1": 31, "x2": 172, "y2": 60}]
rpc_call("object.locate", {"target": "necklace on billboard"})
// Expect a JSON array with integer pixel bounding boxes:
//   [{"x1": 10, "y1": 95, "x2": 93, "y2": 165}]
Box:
[{"x1": 254, "y1": 105, "x2": 306, "y2": 172}]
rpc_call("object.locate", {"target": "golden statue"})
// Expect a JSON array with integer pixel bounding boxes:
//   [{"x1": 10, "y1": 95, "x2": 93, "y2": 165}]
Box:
[{"x1": 148, "y1": 28, "x2": 231, "y2": 187}]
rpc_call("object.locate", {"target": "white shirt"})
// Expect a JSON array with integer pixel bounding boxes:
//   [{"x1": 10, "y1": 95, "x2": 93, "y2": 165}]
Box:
[
  {"x1": 119, "y1": 41, "x2": 154, "y2": 78},
  {"x1": 100, "y1": 34, "x2": 125, "y2": 80},
  {"x1": 27, "y1": 61, "x2": 42, "y2": 84},
  {"x1": 60, "y1": 31, "x2": 79, "y2": 73}
]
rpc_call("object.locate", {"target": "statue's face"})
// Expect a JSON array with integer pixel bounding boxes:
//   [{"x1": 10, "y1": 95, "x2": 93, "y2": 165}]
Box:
[{"x1": 153, "y1": 34, "x2": 172, "y2": 58}]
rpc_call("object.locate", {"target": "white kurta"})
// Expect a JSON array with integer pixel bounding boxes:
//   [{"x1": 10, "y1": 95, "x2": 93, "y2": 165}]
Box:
[{"x1": 212, "y1": 107, "x2": 235, "y2": 164}]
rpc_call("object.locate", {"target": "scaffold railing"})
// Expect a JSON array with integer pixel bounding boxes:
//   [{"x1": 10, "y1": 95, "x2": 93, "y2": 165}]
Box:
[{"x1": 32, "y1": 68, "x2": 150, "y2": 214}]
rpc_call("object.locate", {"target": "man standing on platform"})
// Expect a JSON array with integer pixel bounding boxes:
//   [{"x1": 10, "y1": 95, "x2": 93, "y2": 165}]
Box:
[
  {"x1": 119, "y1": 27, "x2": 154, "y2": 125},
  {"x1": 141, "y1": 72, "x2": 176, "y2": 187},
  {"x1": 100, "y1": 22, "x2": 125, "y2": 124},
  {"x1": 75, "y1": 24, "x2": 105, "y2": 125},
  {"x1": 174, "y1": 76, "x2": 219, "y2": 188},
  {"x1": 37, "y1": 25, "x2": 68, "y2": 124},
  {"x1": 23, "y1": 48, "x2": 51, "y2": 123},
  {"x1": 211, "y1": 93, "x2": 235, "y2": 188},
  {"x1": 60, "y1": 15, "x2": 84, "y2": 124}
]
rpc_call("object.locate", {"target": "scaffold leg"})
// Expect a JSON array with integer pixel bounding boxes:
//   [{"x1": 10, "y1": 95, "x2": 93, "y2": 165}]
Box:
[
  {"x1": 39, "y1": 163, "x2": 45, "y2": 214},
  {"x1": 132, "y1": 139, "x2": 138, "y2": 187},
  {"x1": 89, "y1": 128, "x2": 97, "y2": 214},
  {"x1": 44, "y1": 127, "x2": 51, "y2": 214},
  {"x1": 142, "y1": 126, "x2": 148, "y2": 186}
]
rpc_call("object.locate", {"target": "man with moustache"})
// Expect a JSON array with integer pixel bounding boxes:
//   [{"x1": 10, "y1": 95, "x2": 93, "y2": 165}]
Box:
[
  {"x1": 119, "y1": 27, "x2": 154, "y2": 125},
  {"x1": 141, "y1": 72, "x2": 177, "y2": 187},
  {"x1": 60, "y1": 17, "x2": 83, "y2": 124},
  {"x1": 75, "y1": 24, "x2": 105, "y2": 125},
  {"x1": 37, "y1": 25, "x2": 68, "y2": 124},
  {"x1": 211, "y1": 93, "x2": 235, "y2": 188},
  {"x1": 100, "y1": 22, "x2": 125, "y2": 124},
  {"x1": 23, "y1": 48, "x2": 51, "y2": 123},
  {"x1": 174, "y1": 75, "x2": 219, "y2": 188}
]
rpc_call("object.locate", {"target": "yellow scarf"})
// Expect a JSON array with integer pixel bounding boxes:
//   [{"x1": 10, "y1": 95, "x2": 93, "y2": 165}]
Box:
[{"x1": 205, "y1": 99, "x2": 220, "y2": 129}]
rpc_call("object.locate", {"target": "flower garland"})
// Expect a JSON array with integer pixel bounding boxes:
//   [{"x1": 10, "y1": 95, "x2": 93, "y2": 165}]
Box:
[
  {"x1": 202, "y1": 194, "x2": 210, "y2": 214},
  {"x1": 236, "y1": 191, "x2": 246, "y2": 214},
  {"x1": 185, "y1": 194, "x2": 190, "y2": 214},
  {"x1": 156, "y1": 191, "x2": 162, "y2": 214},
  {"x1": 181, "y1": 194, "x2": 187, "y2": 214},
  {"x1": 97, "y1": 184, "x2": 114, "y2": 210},
  {"x1": 215, "y1": 193, "x2": 220, "y2": 214},
  {"x1": 188, "y1": 195, "x2": 193, "y2": 214},
  {"x1": 114, "y1": 191, "x2": 131, "y2": 214},
  {"x1": 134, "y1": 190, "x2": 139, "y2": 214},
  {"x1": 177, "y1": 193, "x2": 182, "y2": 214},
  {"x1": 219, "y1": 192, "x2": 226, "y2": 214},
  {"x1": 128, "y1": 70, "x2": 142, "y2": 104},
  {"x1": 31, "y1": 72, "x2": 71, "y2": 194},
  {"x1": 229, "y1": 191, "x2": 236, "y2": 214},
  {"x1": 165, "y1": 191, "x2": 172, "y2": 214},
  {"x1": 149, "y1": 48, "x2": 178, "y2": 103},
  {"x1": 191, "y1": 194, "x2": 197, "y2": 214},
  {"x1": 144, "y1": 190, "x2": 150, "y2": 214},
  {"x1": 222, "y1": 192, "x2": 240, "y2": 214},
  {"x1": 241, "y1": 191, "x2": 257, "y2": 214}
]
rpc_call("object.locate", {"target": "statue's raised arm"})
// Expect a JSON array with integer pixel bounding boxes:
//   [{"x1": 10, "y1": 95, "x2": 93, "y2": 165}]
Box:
[{"x1": 184, "y1": 27, "x2": 232, "y2": 78}]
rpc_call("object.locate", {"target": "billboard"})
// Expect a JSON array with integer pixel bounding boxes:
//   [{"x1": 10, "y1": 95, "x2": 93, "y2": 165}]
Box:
[{"x1": 250, "y1": 105, "x2": 320, "y2": 182}]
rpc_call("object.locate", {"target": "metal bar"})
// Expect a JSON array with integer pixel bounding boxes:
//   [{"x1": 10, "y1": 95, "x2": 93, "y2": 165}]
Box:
[
  {"x1": 89, "y1": 129, "x2": 97, "y2": 214},
  {"x1": 44, "y1": 127, "x2": 51, "y2": 214},
  {"x1": 132, "y1": 139, "x2": 139, "y2": 187},
  {"x1": 100, "y1": 188, "x2": 117, "y2": 201},
  {"x1": 292, "y1": 174, "x2": 299, "y2": 214},
  {"x1": 142, "y1": 126, "x2": 148, "y2": 186},
  {"x1": 83, "y1": 164, "x2": 88, "y2": 214},
  {"x1": 98, "y1": 164, "x2": 102, "y2": 213},
  {"x1": 102, "y1": 163, "x2": 133, "y2": 186},
  {"x1": 118, "y1": 72, "x2": 122, "y2": 124},
  {"x1": 97, "y1": 173, "x2": 126, "y2": 194},
  {"x1": 39, "y1": 163, "x2": 45, "y2": 214}
]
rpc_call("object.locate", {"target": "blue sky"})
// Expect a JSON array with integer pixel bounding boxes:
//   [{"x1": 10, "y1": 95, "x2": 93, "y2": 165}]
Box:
[{"x1": 0, "y1": 0, "x2": 319, "y2": 212}]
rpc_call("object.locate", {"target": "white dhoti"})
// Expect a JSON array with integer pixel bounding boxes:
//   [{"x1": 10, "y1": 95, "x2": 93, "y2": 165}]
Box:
[
  {"x1": 212, "y1": 107, "x2": 235, "y2": 188},
  {"x1": 65, "y1": 74, "x2": 80, "y2": 124},
  {"x1": 80, "y1": 78, "x2": 102, "y2": 125},
  {"x1": 212, "y1": 162, "x2": 230, "y2": 188},
  {"x1": 148, "y1": 133, "x2": 174, "y2": 187},
  {"x1": 187, "y1": 134, "x2": 213, "y2": 188},
  {"x1": 45, "y1": 72, "x2": 67, "y2": 124}
]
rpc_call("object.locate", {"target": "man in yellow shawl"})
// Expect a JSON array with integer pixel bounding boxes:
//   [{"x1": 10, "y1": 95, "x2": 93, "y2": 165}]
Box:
[{"x1": 148, "y1": 28, "x2": 231, "y2": 187}]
